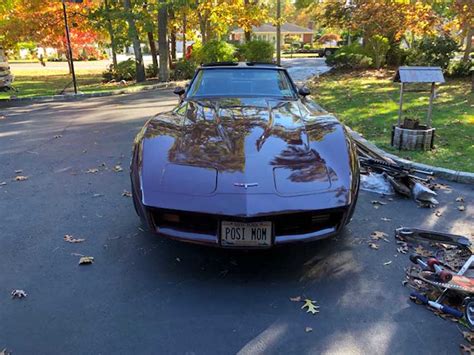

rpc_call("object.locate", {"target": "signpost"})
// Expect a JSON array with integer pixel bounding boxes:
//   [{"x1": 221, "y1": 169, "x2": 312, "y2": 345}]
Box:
[{"x1": 61, "y1": 0, "x2": 83, "y2": 94}]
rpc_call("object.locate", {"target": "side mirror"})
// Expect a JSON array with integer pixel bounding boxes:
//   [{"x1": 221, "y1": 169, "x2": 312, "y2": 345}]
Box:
[
  {"x1": 173, "y1": 86, "x2": 185, "y2": 96},
  {"x1": 298, "y1": 87, "x2": 310, "y2": 97}
]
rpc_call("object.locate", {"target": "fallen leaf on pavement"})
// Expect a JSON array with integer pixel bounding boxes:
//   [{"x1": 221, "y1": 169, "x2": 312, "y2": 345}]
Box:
[
  {"x1": 11, "y1": 289, "x2": 27, "y2": 299},
  {"x1": 462, "y1": 331, "x2": 474, "y2": 344},
  {"x1": 86, "y1": 168, "x2": 99, "y2": 174},
  {"x1": 305, "y1": 327, "x2": 313, "y2": 333},
  {"x1": 383, "y1": 261, "x2": 392, "y2": 266},
  {"x1": 122, "y1": 190, "x2": 132, "y2": 197},
  {"x1": 371, "y1": 200, "x2": 387, "y2": 206},
  {"x1": 79, "y1": 256, "x2": 94, "y2": 265},
  {"x1": 456, "y1": 196, "x2": 464, "y2": 203},
  {"x1": 290, "y1": 296, "x2": 302, "y2": 302},
  {"x1": 369, "y1": 243, "x2": 379, "y2": 250},
  {"x1": 371, "y1": 231, "x2": 389, "y2": 242},
  {"x1": 458, "y1": 205, "x2": 465, "y2": 211},
  {"x1": 92, "y1": 193, "x2": 103, "y2": 198},
  {"x1": 301, "y1": 299, "x2": 320, "y2": 315},
  {"x1": 0, "y1": 181, "x2": 6, "y2": 186},
  {"x1": 414, "y1": 245, "x2": 432, "y2": 257},
  {"x1": 381, "y1": 217, "x2": 391, "y2": 222},
  {"x1": 431, "y1": 183, "x2": 451, "y2": 192},
  {"x1": 397, "y1": 246, "x2": 408, "y2": 254},
  {"x1": 64, "y1": 235, "x2": 85, "y2": 243},
  {"x1": 113, "y1": 165, "x2": 123, "y2": 172},
  {"x1": 460, "y1": 343, "x2": 474, "y2": 353},
  {"x1": 14, "y1": 175, "x2": 28, "y2": 181},
  {"x1": 14, "y1": 169, "x2": 22, "y2": 174},
  {"x1": 434, "y1": 210, "x2": 443, "y2": 217}
]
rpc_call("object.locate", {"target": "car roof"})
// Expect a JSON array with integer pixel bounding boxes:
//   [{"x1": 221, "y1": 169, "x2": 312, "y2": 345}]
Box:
[{"x1": 200, "y1": 62, "x2": 282, "y2": 69}]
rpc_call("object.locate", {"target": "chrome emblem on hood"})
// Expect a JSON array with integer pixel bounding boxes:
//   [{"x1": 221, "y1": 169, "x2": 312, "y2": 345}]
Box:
[{"x1": 233, "y1": 182, "x2": 259, "y2": 189}]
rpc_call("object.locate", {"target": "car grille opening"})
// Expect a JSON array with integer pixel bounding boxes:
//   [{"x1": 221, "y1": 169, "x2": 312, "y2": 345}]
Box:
[
  {"x1": 152, "y1": 209, "x2": 218, "y2": 235},
  {"x1": 274, "y1": 211, "x2": 342, "y2": 236},
  {"x1": 150, "y1": 208, "x2": 344, "y2": 237}
]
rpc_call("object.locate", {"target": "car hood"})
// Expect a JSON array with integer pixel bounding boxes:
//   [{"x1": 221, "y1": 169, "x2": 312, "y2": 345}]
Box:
[{"x1": 140, "y1": 98, "x2": 351, "y2": 199}]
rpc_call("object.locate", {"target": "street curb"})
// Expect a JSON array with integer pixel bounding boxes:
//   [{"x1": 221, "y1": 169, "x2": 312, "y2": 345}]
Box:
[
  {"x1": 0, "y1": 80, "x2": 188, "y2": 106},
  {"x1": 346, "y1": 126, "x2": 474, "y2": 185}
]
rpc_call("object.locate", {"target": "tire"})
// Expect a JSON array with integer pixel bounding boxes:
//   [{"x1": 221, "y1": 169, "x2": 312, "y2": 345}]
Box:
[{"x1": 324, "y1": 49, "x2": 332, "y2": 57}]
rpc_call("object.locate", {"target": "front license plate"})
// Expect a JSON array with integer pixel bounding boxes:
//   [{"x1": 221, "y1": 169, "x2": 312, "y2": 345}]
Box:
[{"x1": 221, "y1": 221, "x2": 272, "y2": 247}]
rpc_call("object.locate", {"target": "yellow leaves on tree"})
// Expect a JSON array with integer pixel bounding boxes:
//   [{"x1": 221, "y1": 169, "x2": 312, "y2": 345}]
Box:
[{"x1": 196, "y1": 0, "x2": 269, "y2": 41}]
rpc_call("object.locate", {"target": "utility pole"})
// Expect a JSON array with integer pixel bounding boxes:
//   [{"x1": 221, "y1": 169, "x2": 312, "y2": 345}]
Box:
[
  {"x1": 62, "y1": 0, "x2": 80, "y2": 94},
  {"x1": 276, "y1": 0, "x2": 281, "y2": 65}
]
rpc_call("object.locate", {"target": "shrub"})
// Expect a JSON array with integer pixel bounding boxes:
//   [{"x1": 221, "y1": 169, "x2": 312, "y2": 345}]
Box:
[
  {"x1": 447, "y1": 60, "x2": 473, "y2": 77},
  {"x1": 326, "y1": 43, "x2": 372, "y2": 69},
  {"x1": 102, "y1": 58, "x2": 136, "y2": 82},
  {"x1": 366, "y1": 35, "x2": 390, "y2": 69},
  {"x1": 145, "y1": 63, "x2": 158, "y2": 78},
  {"x1": 233, "y1": 43, "x2": 245, "y2": 61},
  {"x1": 303, "y1": 43, "x2": 312, "y2": 50},
  {"x1": 191, "y1": 40, "x2": 236, "y2": 64},
  {"x1": 173, "y1": 60, "x2": 197, "y2": 80},
  {"x1": 405, "y1": 35, "x2": 459, "y2": 70},
  {"x1": 386, "y1": 45, "x2": 409, "y2": 67},
  {"x1": 241, "y1": 40, "x2": 274, "y2": 63}
]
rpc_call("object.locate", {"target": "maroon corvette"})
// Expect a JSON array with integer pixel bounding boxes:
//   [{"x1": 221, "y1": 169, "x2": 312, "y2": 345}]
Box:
[{"x1": 130, "y1": 62, "x2": 359, "y2": 248}]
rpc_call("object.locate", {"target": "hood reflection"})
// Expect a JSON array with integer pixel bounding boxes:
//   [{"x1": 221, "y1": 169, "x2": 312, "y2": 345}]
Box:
[{"x1": 146, "y1": 98, "x2": 339, "y2": 178}]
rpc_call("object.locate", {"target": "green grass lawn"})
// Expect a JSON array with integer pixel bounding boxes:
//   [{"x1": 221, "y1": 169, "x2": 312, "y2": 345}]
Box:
[
  {"x1": 0, "y1": 67, "x2": 161, "y2": 100},
  {"x1": 308, "y1": 70, "x2": 474, "y2": 172}
]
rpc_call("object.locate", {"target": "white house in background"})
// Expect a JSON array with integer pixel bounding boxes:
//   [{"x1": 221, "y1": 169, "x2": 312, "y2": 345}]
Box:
[{"x1": 231, "y1": 23, "x2": 314, "y2": 44}]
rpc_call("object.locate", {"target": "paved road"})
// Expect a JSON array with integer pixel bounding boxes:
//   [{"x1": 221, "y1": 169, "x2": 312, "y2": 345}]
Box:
[
  {"x1": 0, "y1": 90, "x2": 473, "y2": 354},
  {"x1": 281, "y1": 57, "x2": 331, "y2": 82}
]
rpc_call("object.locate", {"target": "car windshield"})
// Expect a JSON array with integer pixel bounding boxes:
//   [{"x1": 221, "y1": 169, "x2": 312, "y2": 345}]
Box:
[{"x1": 187, "y1": 68, "x2": 297, "y2": 99}]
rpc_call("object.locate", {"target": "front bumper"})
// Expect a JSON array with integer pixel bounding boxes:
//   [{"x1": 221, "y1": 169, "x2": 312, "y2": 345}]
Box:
[{"x1": 140, "y1": 207, "x2": 349, "y2": 248}]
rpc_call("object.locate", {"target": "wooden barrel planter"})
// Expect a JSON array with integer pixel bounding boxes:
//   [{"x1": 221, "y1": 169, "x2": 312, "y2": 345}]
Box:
[{"x1": 391, "y1": 125, "x2": 435, "y2": 151}]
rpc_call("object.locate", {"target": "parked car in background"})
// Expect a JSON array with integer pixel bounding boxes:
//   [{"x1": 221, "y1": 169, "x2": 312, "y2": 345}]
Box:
[
  {"x1": 0, "y1": 47, "x2": 14, "y2": 91},
  {"x1": 130, "y1": 62, "x2": 360, "y2": 248}
]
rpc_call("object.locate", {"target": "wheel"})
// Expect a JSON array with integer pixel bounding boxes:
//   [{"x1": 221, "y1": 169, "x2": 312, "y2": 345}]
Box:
[
  {"x1": 427, "y1": 258, "x2": 441, "y2": 270},
  {"x1": 324, "y1": 49, "x2": 332, "y2": 57},
  {"x1": 464, "y1": 298, "x2": 474, "y2": 330},
  {"x1": 409, "y1": 254, "x2": 422, "y2": 264},
  {"x1": 438, "y1": 270, "x2": 453, "y2": 283}
]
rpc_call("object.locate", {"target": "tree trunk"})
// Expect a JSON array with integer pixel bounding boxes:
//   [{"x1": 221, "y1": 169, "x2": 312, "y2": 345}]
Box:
[
  {"x1": 169, "y1": 9, "x2": 176, "y2": 61},
  {"x1": 276, "y1": 0, "x2": 281, "y2": 65},
  {"x1": 244, "y1": 0, "x2": 251, "y2": 42},
  {"x1": 171, "y1": 31, "x2": 177, "y2": 61},
  {"x1": 158, "y1": 1, "x2": 169, "y2": 82},
  {"x1": 123, "y1": 0, "x2": 145, "y2": 82},
  {"x1": 182, "y1": 10, "x2": 187, "y2": 56},
  {"x1": 147, "y1": 32, "x2": 158, "y2": 77},
  {"x1": 199, "y1": 13, "x2": 207, "y2": 44},
  {"x1": 463, "y1": 26, "x2": 473, "y2": 63},
  {"x1": 104, "y1": 0, "x2": 118, "y2": 68}
]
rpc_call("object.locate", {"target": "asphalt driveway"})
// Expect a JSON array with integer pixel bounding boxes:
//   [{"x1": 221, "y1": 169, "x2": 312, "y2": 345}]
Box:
[{"x1": 0, "y1": 89, "x2": 472, "y2": 354}]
